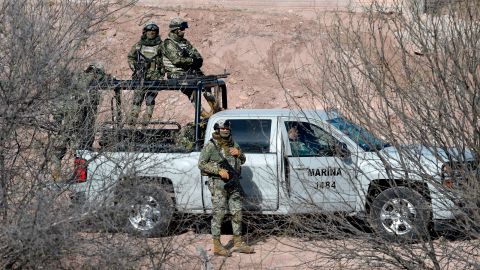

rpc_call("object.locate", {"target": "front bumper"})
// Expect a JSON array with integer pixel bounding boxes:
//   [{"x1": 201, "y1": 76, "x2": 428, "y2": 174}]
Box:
[{"x1": 434, "y1": 198, "x2": 480, "y2": 233}]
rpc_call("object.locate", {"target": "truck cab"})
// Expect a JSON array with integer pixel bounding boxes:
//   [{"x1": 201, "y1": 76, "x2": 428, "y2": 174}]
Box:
[{"x1": 203, "y1": 109, "x2": 359, "y2": 214}]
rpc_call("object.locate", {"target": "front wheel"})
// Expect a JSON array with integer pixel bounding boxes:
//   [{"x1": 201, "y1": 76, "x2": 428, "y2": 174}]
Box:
[
  {"x1": 369, "y1": 187, "x2": 431, "y2": 242},
  {"x1": 116, "y1": 183, "x2": 174, "y2": 237}
]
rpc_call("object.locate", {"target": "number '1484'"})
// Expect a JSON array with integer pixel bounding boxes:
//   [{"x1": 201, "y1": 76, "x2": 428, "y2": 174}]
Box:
[{"x1": 315, "y1": 181, "x2": 336, "y2": 189}]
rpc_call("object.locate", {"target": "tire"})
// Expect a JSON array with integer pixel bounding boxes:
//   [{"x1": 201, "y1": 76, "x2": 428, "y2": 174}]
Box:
[
  {"x1": 369, "y1": 187, "x2": 431, "y2": 242},
  {"x1": 115, "y1": 183, "x2": 174, "y2": 237}
]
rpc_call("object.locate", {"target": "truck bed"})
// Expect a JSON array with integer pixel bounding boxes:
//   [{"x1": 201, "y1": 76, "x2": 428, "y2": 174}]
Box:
[{"x1": 97, "y1": 122, "x2": 195, "y2": 153}]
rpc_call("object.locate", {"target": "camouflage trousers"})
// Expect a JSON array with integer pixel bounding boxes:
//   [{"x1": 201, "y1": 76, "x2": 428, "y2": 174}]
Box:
[
  {"x1": 208, "y1": 177, "x2": 243, "y2": 237},
  {"x1": 51, "y1": 94, "x2": 99, "y2": 154},
  {"x1": 131, "y1": 74, "x2": 162, "y2": 107},
  {"x1": 132, "y1": 90, "x2": 157, "y2": 106},
  {"x1": 49, "y1": 96, "x2": 99, "y2": 180}
]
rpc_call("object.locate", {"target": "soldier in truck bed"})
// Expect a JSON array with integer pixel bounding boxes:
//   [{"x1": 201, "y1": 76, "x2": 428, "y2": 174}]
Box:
[
  {"x1": 177, "y1": 118, "x2": 208, "y2": 150},
  {"x1": 162, "y1": 17, "x2": 218, "y2": 118},
  {"x1": 126, "y1": 21, "x2": 164, "y2": 125}
]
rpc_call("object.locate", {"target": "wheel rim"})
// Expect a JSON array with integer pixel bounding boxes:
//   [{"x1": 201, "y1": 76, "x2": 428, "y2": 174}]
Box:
[
  {"x1": 128, "y1": 195, "x2": 163, "y2": 231},
  {"x1": 380, "y1": 198, "x2": 417, "y2": 235}
]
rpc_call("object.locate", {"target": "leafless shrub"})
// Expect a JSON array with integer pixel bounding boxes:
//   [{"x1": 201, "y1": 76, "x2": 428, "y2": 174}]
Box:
[
  {"x1": 0, "y1": 1, "x2": 201, "y2": 269},
  {"x1": 268, "y1": 0, "x2": 480, "y2": 269}
]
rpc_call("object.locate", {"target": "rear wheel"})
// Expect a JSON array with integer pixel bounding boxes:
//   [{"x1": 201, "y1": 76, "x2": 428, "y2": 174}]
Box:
[
  {"x1": 369, "y1": 187, "x2": 431, "y2": 242},
  {"x1": 116, "y1": 183, "x2": 173, "y2": 237}
]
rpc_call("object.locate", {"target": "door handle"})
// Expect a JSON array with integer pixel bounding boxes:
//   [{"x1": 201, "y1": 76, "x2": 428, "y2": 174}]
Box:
[{"x1": 293, "y1": 166, "x2": 307, "y2": 170}]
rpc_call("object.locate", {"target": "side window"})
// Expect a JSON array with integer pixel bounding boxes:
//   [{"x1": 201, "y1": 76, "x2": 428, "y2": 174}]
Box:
[
  {"x1": 229, "y1": 119, "x2": 272, "y2": 153},
  {"x1": 285, "y1": 121, "x2": 338, "y2": 157}
]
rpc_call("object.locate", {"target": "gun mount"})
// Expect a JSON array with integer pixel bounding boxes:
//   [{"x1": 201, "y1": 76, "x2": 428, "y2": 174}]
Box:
[{"x1": 90, "y1": 73, "x2": 229, "y2": 150}]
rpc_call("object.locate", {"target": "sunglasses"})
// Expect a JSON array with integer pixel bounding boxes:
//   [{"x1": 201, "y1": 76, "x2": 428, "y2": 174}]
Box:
[{"x1": 179, "y1": 21, "x2": 188, "y2": 31}]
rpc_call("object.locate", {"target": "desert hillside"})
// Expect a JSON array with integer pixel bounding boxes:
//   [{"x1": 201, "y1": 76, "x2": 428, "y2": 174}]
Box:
[{"x1": 93, "y1": 0, "x2": 365, "y2": 123}]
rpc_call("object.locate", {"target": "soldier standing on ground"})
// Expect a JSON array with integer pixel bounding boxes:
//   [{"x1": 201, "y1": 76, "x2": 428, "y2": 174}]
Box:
[
  {"x1": 198, "y1": 120, "x2": 254, "y2": 256},
  {"x1": 162, "y1": 17, "x2": 218, "y2": 118},
  {"x1": 50, "y1": 63, "x2": 109, "y2": 181},
  {"x1": 126, "y1": 21, "x2": 164, "y2": 125}
]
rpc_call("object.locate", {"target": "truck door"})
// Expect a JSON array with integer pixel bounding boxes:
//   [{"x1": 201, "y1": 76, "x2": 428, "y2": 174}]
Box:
[
  {"x1": 202, "y1": 118, "x2": 279, "y2": 211},
  {"x1": 281, "y1": 118, "x2": 357, "y2": 212}
]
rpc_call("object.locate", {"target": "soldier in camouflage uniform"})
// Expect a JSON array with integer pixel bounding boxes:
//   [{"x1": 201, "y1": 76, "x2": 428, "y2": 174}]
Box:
[
  {"x1": 198, "y1": 120, "x2": 254, "y2": 256},
  {"x1": 76, "y1": 63, "x2": 113, "y2": 148},
  {"x1": 50, "y1": 63, "x2": 109, "y2": 181},
  {"x1": 287, "y1": 125, "x2": 312, "y2": 156},
  {"x1": 126, "y1": 22, "x2": 164, "y2": 125},
  {"x1": 162, "y1": 17, "x2": 218, "y2": 118},
  {"x1": 177, "y1": 118, "x2": 208, "y2": 150}
]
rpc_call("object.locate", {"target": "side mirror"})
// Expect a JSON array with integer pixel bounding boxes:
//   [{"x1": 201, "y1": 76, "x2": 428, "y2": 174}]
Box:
[{"x1": 336, "y1": 142, "x2": 351, "y2": 159}]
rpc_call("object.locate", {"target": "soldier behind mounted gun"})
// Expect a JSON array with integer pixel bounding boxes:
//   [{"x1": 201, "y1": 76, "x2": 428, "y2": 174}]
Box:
[
  {"x1": 162, "y1": 17, "x2": 219, "y2": 118},
  {"x1": 126, "y1": 21, "x2": 165, "y2": 125}
]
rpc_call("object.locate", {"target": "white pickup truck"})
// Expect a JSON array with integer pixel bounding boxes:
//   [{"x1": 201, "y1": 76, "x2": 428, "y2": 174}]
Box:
[{"x1": 70, "y1": 109, "x2": 473, "y2": 241}]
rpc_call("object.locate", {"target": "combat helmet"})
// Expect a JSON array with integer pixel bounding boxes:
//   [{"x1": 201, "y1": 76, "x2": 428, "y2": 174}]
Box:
[
  {"x1": 85, "y1": 62, "x2": 105, "y2": 74},
  {"x1": 169, "y1": 17, "x2": 189, "y2": 31},
  {"x1": 214, "y1": 119, "x2": 231, "y2": 130},
  {"x1": 143, "y1": 21, "x2": 159, "y2": 34}
]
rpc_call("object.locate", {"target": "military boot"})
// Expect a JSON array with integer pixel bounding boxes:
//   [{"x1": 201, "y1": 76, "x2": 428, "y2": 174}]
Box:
[
  {"x1": 141, "y1": 105, "x2": 154, "y2": 126},
  {"x1": 232, "y1": 235, "x2": 254, "y2": 254},
  {"x1": 207, "y1": 99, "x2": 219, "y2": 114},
  {"x1": 126, "y1": 105, "x2": 140, "y2": 125},
  {"x1": 50, "y1": 156, "x2": 62, "y2": 182},
  {"x1": 204, "y1": 92, "x2": 219, "y2": 113},
  {"x1": 51, "y1": 165, "x2": 61, "y2": 182},
  {"x1": 213, "y1": 237, "x2": 231, "y2": 257},
  {"x1": 200, "y1": 108, "x2": 212, "y2": 119}
]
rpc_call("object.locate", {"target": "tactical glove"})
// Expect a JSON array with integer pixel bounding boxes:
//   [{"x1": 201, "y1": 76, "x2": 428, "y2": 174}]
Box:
[
  {"x1": 192, "y1": 58, "x2": 203, "y2": 69},
  {"x1": 229, "y1": 147, "x2": 240, "y2": 157}
]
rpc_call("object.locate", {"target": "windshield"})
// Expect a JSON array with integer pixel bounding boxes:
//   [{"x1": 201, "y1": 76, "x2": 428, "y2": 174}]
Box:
[{"x1": 327, "y1": 117, "x2": 390, "y2": 151}]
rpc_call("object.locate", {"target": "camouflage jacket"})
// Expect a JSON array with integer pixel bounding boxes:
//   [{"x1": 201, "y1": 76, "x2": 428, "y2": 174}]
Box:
[
  {"x1": 72, "y1": 69, "x2": 112, "y2": 102},
  {"x1": 177, "y1": 120, "x2": 208, "y2": 150},
  {"x1": 53, "y1": 70, "x2": 109, "y2": 129},
  {"x1": 127, "y1": 36, "x2": 164, "y2": 80},
  {"x1": 198, "y1": 136, "x2": 246, "y2": 179},
  {"x1": 162, "y1": 32, "x2": 203, "y2": 76}
]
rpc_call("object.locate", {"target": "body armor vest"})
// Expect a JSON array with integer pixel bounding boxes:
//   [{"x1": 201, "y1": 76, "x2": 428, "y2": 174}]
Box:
[
  {"x1": 163, "y1": 38, "x2": 188, "y2": 74},
  {"x1": 136, "y1": 44, "x2": 161, "y2": 72}
]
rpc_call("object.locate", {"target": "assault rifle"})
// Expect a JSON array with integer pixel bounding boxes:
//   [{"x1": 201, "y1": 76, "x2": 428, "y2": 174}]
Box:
[
  {"x1": 218, "y1": 159, "x2": 241, "y2": 190},
  {"x1": 210, "y1": 139, "x2": 241, "y2": 190},
  {"x1": 91, "y1": 72, "x2": 230, "y2": 92},
  {"x1": 132, "y1": 51, "x2": 154, "y2": 81}
]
